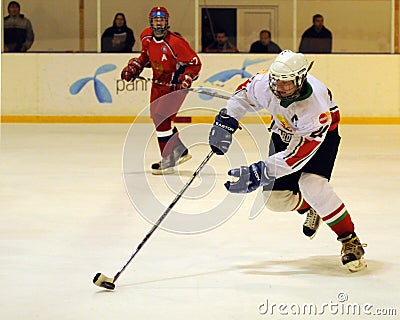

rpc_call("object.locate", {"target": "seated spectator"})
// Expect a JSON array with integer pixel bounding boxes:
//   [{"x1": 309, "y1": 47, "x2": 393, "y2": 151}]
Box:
[
  {"x1": 3, "y1": 1, "x2": 34, "y2": 52},
  {"x1": 299, "y1": 14, "x2": 332, "y2": 53},
  {"x1": 204, "y1": 30, "x2": 239, "y2": 53},
  {"x1": 101, "y1": 13, "x2": 135, "y2": 53},
  {"x1": 249, "y1": 30, "x2": 281, "y2": 53}
]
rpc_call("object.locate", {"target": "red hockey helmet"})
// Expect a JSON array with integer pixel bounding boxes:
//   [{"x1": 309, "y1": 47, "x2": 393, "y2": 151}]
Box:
[{"x1": 149, "y1": 7, "x2": 170, "y2": 37}]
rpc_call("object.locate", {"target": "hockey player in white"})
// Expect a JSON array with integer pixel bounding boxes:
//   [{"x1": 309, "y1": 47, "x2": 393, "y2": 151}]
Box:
[{"x1": 209, "y1": 50, "x2": 367, "y2": 272}]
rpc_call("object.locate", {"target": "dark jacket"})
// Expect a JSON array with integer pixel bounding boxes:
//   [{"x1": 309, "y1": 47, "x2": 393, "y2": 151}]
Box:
[
  {"x1": 204, "y1": 41, "x2": 239, "y2": 53},
  {"x1": 101, "y1": 15, "x2": 135, "y2": 53},
  {"x1": 4, "y1": 14, "x2": 34, "y2": 52},
  {"x1": 249, "y1": 40, "x2": 281, "y2": 53},
  {"x1": 299, "y1": 26, "x2": 332, "y2": 53}
]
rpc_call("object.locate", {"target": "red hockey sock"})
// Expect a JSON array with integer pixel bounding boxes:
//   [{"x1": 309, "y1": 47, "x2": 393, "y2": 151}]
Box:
[
  {"x1": 296, "y1": 200, "x2": 310, "y2": 211},
  {"x1": 292, "y1": 192, "x2": 310, "y2": 211},
  {"x1": 157, "y1": 127, "x2": 179, "y2": 157},
  {"x1": 322, "y1": 203, "x2": 354, "y2": 236}
]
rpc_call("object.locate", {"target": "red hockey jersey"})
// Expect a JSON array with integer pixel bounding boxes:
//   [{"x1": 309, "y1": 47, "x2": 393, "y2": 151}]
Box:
[{"x1": 137, "y1": 28, "x2": 201, "y2": 85}]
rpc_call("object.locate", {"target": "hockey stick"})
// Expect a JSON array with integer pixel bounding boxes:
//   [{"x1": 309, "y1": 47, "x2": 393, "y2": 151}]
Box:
[
  {"x1": 93, "y1": 150, "x2": 215, "y2": 290},
  {"x1": 135, "y1": 61, "x2": 314, "y2": 101},
  {"x1": 135, "y1": 76, "x2": 231, "y2": 100}
]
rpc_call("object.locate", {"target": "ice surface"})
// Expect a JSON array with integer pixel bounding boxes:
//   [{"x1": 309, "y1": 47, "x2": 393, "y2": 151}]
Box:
[{"x1": 1, "y1": 123, "x2": 399, "y2": 319}]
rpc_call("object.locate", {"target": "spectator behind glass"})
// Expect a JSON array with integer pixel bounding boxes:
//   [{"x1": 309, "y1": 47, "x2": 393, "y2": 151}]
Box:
[
  {"x1": 3, "y1": 1, "x2": 34, "y2": 52},
  {"x1": 249, "y1": 30, "x2": 281, "y2": 53},
  {"x1": 101, "y1": 13, "x2": 135, "y2": 53},
  {"x1": 299, "y1": 14, "x2": 332, "y2": 53},
  {"x1": 204, "y1": 30, "x2": 239, "y2": 53}
]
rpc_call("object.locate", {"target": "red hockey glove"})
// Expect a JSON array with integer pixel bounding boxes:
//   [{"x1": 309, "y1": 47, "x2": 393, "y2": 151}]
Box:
[
  {"x1": 121, "y1": 58, "x2": 144, "y2": 82},
  {"x1": 178, "y1": 74, "x2": 193, "y2": 89}
]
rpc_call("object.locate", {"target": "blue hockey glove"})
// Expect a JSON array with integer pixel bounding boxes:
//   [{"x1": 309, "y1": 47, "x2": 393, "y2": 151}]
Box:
[
  {"x1": 224, "y1": 161, "x2": 274, "y2": 193},
  {"x1": 209, "y1": 109, "x2": 239, "y2": 155}
]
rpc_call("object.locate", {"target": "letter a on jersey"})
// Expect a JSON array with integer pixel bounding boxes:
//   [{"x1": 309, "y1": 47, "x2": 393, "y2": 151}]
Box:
[{"x1": 161, "y1": 54, "x2": 167, "y2": 61}]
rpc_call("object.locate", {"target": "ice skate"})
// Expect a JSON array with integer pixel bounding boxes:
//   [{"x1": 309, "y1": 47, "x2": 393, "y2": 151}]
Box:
[
  {"x1": 299, "y1": 207, "x2": 321, "y2": 239},
  {"x1": 151, "y1": 152, "x2": 176, "y2": 175},
  {"x1": 173, "y1": 140, "x2": 192, "y2": 166},
  {"x1": 338, "y1": 232, "x2": 367, "y2": 272},
  {"x1": 151, "y1": 142, "x2": 192, "y2": 175}
]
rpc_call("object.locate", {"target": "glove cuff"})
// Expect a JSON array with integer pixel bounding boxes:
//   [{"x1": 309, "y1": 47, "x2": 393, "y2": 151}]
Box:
[
  {"x1": 215, "y1": 109, "x2": 239, "y2": 134},
  {"x1": 128, "y1": 58, "x2": 144, "y2": 70},
  {"x1": 253, "y1": 161, "x2": 272, "y2": 186}
]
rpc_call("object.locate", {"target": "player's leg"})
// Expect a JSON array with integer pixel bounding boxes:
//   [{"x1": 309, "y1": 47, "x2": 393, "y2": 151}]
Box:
[
  {"x1": 299, "y1": 173, "x2": 367, "y2": 271},
  {"x1": 151, "y1": 122, "x2": 192, "y2": 174},
  {"x1": 299, "y1": 128, "x2": 367, "y2": 272},
  {"x1": 263, "y1": 132, "x2": 320, "y2": 238},
  {"x1": 263, "y1": 177, "x2": 320, "y2": 238},
  {"x1": 162, "y1": 90, "x2": 192, "y2": 167},
  {"x1": 150, "y1": 87, "x2": 191, "y2": 174}
]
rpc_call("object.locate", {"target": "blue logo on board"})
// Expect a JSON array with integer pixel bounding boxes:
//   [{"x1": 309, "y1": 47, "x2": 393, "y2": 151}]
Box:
[
  {"x1": 69, "y1": 64, "x2": 117, "y2": 103},
  {"x1": 197, "y1": 58, "x2": 270, "y2": 101}
]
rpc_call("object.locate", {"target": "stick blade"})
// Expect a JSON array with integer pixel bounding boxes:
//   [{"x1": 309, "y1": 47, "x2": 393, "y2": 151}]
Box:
[{"x1": 93, "y1": 272, "x2": 115, "y2": 290}]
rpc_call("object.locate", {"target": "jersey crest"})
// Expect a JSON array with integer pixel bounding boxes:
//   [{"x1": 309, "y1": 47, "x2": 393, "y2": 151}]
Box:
[
  {"x1": 276, "y1": 114, "x2": 293, "y2": 132},
  {"x1": 151, "y1": 61, "x2": 164, "y2": 73}
]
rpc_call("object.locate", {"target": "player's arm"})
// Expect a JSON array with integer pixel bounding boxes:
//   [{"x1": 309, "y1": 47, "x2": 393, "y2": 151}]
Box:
[
  {"x1": 225, "y1": 75, "x2": 263, "y2": 119},
  {"x1": 267, "y1": 115, "x2": 331, "y2": 178},
  {"x1": 208, "y1": 77, "x2": 259, "y2": 155},
  {"x1": 174, "y1": 38, "x2": 202, "y2": 89},
  {"x1": 223, "y1": 119, "x2": 331, "y2": 194},
  {"x1": 121, "y1": 29, "x2": 151, "y2": 82}
]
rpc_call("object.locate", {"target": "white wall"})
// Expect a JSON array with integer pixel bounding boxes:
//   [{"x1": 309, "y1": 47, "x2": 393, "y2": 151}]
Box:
[{"x1": 2, "y1": 53, "x2": 400, "y2": 120}]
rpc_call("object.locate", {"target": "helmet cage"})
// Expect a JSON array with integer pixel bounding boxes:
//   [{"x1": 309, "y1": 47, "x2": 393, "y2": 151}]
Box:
[
  {"x1": 149, "y1": 8, "x2": 169, "y2": 37},
  {"x1": 269, "y1": 71, "x2": 307, "y2": 101}
]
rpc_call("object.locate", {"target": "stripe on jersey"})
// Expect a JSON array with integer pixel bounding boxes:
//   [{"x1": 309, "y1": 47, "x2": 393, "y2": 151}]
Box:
[
  {"x1": 329, "y1": 107, "x2": 340, "y2": 131},
  {"x1": 284, "y1": 138, "x2": 321, "y2": 168},
  {"x1": 163, "y1": 40, "x2": 177, "y2": 60},
  {"x1": 233, "y1": 88, "x2": 246, "y2": 96},
  {"x1": 330, "y1": 105, "x2": 339, "y2": 112},
  {"x1": 322, "y1": 203, "x2": 348, "y2": 226},
  {"x1": 235, "y1": 78, "x2": 250, "y2": 92}
]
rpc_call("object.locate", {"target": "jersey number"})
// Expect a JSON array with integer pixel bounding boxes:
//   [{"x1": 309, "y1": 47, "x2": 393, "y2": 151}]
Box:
[{"x1": 310, "y1": 125, "x2": 329, "y2": 138}]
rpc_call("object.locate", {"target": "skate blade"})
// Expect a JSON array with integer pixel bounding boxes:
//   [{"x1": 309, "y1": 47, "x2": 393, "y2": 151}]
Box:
[
  {"x1": 303, "y1": 219, "x2": 321, "y2": 240},
  {"x1": 346, "y1": 257, "x2": 367, "y2": 272},
  {"x1": 151, "y1": 154, "x2": 192, "y2": 175},
  {"x1": 151, "y1": 167, "x2": 175, "y2": 175},
  {"x1": 175, "y1": 154, "x2": 192, "y2": 166},
  {"x1": 308, "y1": 231, "x2": 318, "y2": 240}
]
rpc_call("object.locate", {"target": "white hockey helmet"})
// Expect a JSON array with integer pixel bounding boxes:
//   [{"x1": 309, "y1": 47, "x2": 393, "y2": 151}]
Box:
[{"x1": 269, "y1": 50, "x2": 308, "y2": 101}]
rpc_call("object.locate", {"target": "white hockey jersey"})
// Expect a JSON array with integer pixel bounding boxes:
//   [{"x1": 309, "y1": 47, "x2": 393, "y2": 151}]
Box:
[{"x1": 225, "y1": 72, "x2": 340, "y2": 178}]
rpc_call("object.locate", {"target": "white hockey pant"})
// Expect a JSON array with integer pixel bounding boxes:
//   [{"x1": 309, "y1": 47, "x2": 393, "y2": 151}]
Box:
[{"x1": 263, "y1": 172, "x2": 343, "y2": 218}]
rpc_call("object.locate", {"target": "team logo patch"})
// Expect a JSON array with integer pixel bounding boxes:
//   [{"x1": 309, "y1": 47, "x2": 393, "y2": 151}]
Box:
[
  {"x1": 319, "y1": 111, "x2": 331, "y2": 124},
  {"x1": 151, "y1": 61, "x2": 164, "y2": 73},
  {"x1": 162, "y1": 46, "x2": 167, "y2": 52},
  {"x1": 276, "y1": 114, "x2": 293, "y2": 132}
]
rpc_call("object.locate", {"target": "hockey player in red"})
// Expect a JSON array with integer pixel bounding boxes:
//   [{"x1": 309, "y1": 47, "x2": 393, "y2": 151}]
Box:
[
  {"x1": 121, "y1": 7, "x2": 201, "y2": 174},
  {"x1": 208, "y1": 50, "x2": 367, "y2": 272}
]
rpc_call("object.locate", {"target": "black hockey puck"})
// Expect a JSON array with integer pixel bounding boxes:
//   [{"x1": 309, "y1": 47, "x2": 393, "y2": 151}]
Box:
[{"x1": 101, "y1": 281, "x2": 116, "y2": 290}]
